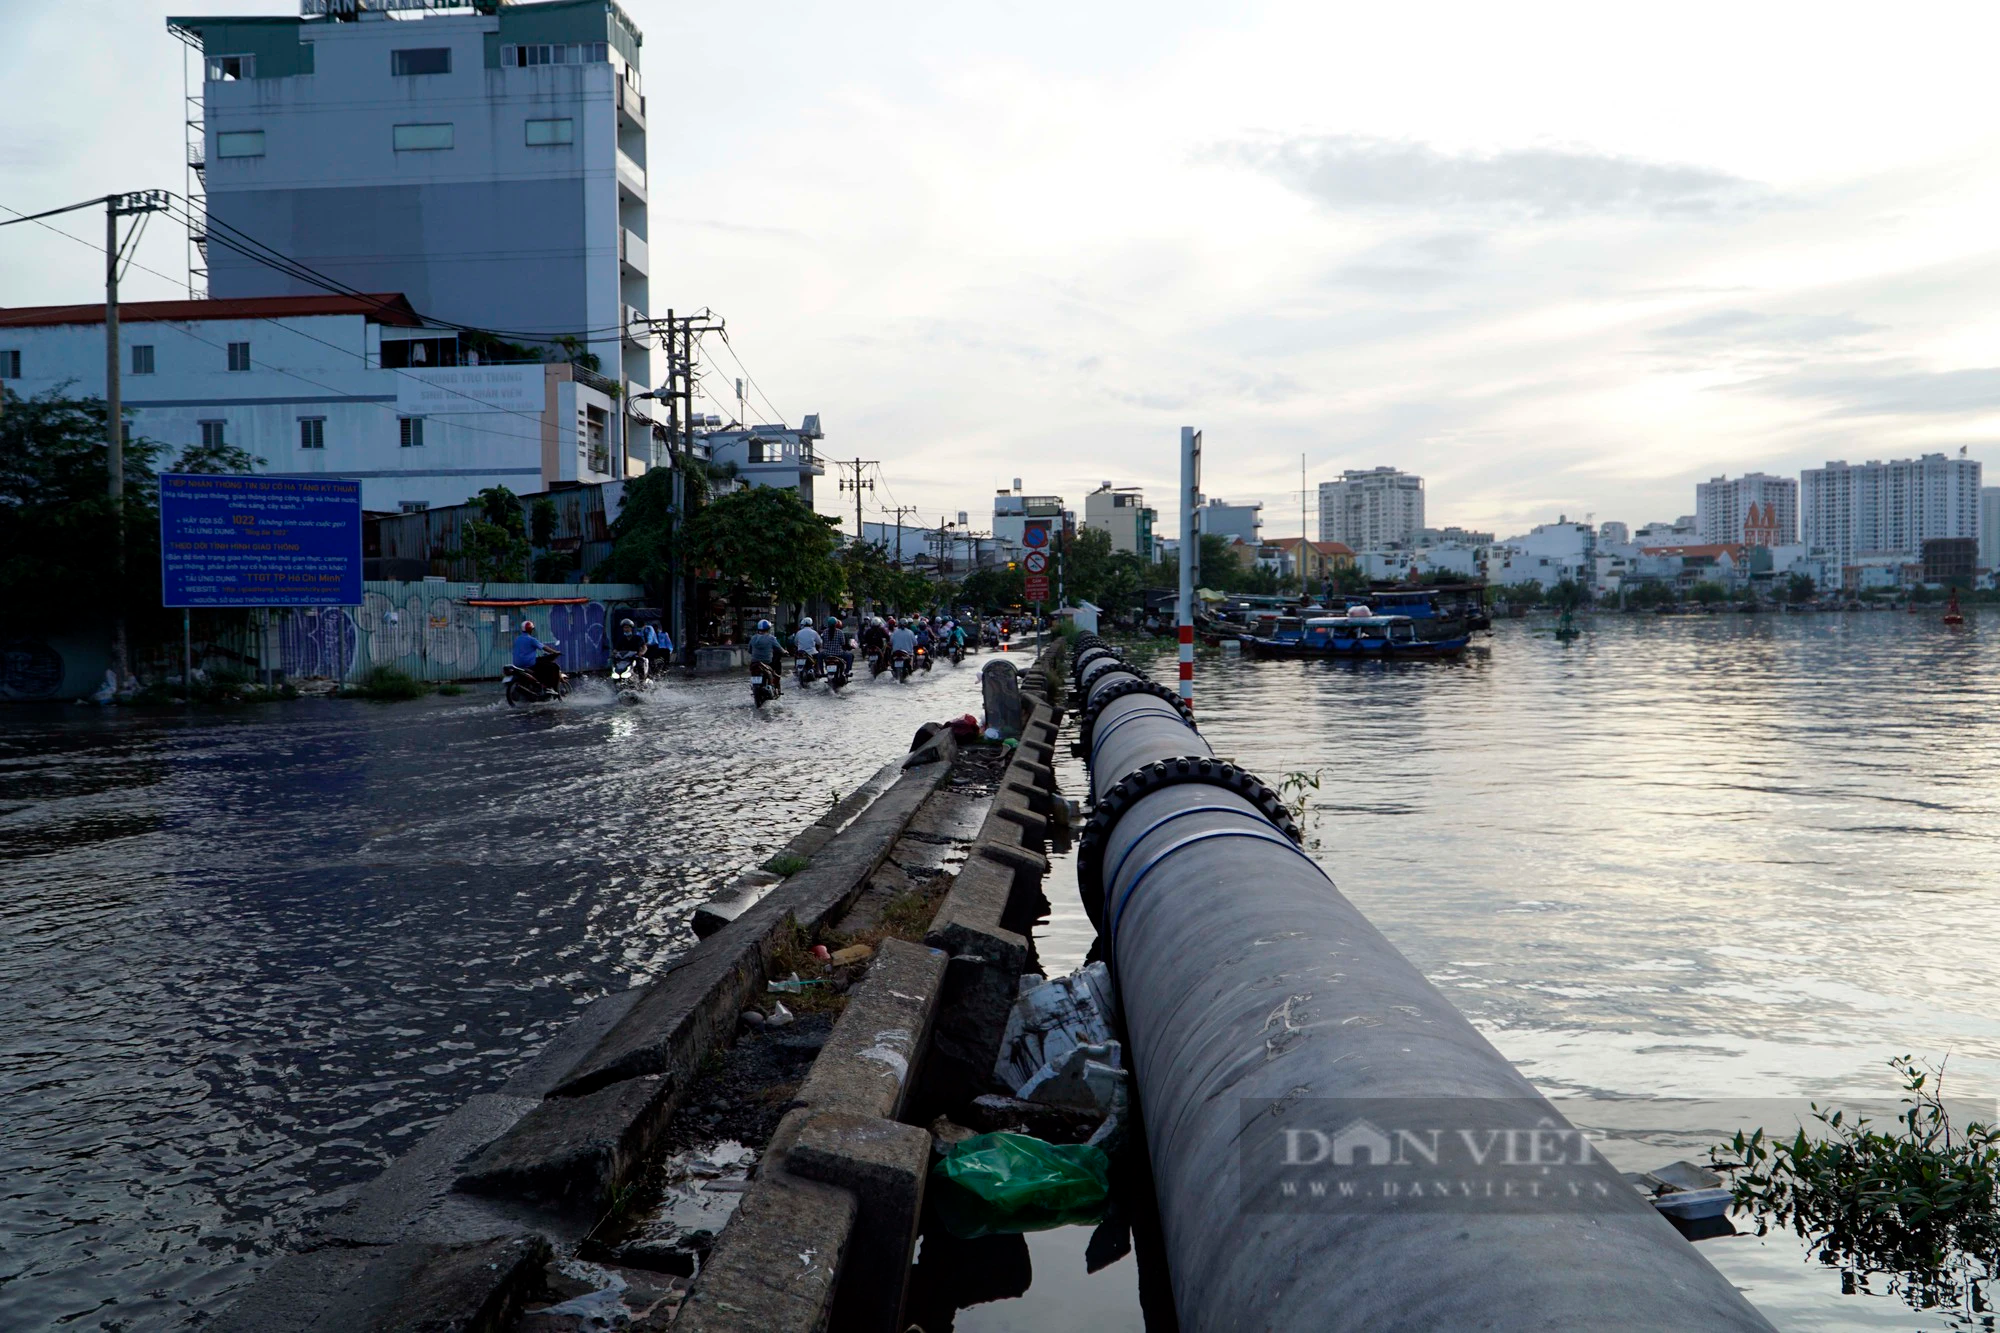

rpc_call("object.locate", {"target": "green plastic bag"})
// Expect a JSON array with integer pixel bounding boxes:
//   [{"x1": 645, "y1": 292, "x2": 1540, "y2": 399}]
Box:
[{"x1": 931, "y1": 1132, "x2": 1111, "y2": 1238}]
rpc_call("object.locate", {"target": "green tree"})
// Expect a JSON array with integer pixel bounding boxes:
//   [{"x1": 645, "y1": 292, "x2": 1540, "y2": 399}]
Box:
[
  {"x1": 1499, "y1": 579, "x2": 1544, "y2": 607},
  {"x1": 1785, "y1": 572, "x2": 1818, "y2": 604},
  {"x1": 682, "y1": 483, "x2": 844, "y2": 614},
  {"x1": 839, "y1": 540, "x2": 900, "y2": 614},
  {"x1": 595, "y1": 466, "x2": 677, "y2": 596},
  {"x1": 1691, "y1": 580, "x2": 1728, "y2": 606},
  {"x1": 1551, "y1": 578, "x2": 1586, "y2": 611},
  {"x1": 460, "y1": 485, "x2": 531, "y2": 581},
  {"x1": 960, "y1": 562, "x2": 1026, "y2": 612},
  {"x1": 0, "y1": 387, "x2": 259, "y2": 638}
]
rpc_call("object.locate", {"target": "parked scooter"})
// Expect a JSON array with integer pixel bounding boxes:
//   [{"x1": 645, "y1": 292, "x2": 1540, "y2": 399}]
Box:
[{"x1": 503, "y1": 643, "x2": 568, "y2": 706}]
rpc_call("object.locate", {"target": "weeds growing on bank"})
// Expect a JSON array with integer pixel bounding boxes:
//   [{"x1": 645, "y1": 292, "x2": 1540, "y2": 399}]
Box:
[
  {"x1": 343, "y1": 665, "x2": 430, "y2": 701},
  {"x1": 763, "y1": 852, "x2": 811, "y2": 877},
  {"x1": 1712, "y1": 1056, "x2": 2000, "y2": 1322}
]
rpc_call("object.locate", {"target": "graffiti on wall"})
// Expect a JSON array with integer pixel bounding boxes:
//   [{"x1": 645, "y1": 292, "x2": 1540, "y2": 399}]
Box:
[
  {"x1": 356, "y1": 590, "x2": 484, "y2": 675},
  {"x1": 1, "y1": 639, "x2": 66, "y2": 700},
  {"x1": 277, "y1": 609, "x2": 358, "y2": 681},
  {"x1": 547, "y1": 602, "x2": 610, "y2": 673}
]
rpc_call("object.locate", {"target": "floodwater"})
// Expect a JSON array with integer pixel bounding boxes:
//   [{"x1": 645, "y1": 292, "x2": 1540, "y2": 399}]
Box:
[
  {"x1": 0, "y1": 662, "x2": 984, "y2": 1331},
  {"x1": 1124, "y1": 613, "x2": 2000, "y2": 1332}
]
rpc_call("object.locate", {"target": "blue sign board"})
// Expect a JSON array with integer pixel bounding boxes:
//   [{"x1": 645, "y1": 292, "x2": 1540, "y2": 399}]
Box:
[{"x1": 160, "y1": 473, "x2": 363, "y2": 608}]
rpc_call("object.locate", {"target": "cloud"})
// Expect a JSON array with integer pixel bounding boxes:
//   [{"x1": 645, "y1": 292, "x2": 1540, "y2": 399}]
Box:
[
  {"x1": 1200, "y1": 135, "x2": 1768, "y2": 220},
  {"x1": 1744, "y1": 362, "x2": 2000, "y2": 417},
  {"x1": 1656, "y1": 309, "x2": 1879, "y2": 344}
]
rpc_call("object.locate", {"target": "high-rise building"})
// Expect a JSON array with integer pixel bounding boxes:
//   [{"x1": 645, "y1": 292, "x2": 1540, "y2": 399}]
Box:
[
  {"x1": 1695, "y1": 473, "x2": 1798, "y2": 545},
  {"x1": 1981, "y1": 487, "x2": 2000, "y2": 572},
  {"x1": 1084, "y1": 484, "x2": 1157, "y2": 560},
  {"x1": 1598, "y1": 521, "x2": 1630, "y2": 546},
  {"x1": 1199, "y1": 498, "x2": 1263, "y2": 546},
  {"x1": 1318, "y1": 468, "x2": 1424, "y2": 550},
  {"x1": 169, "y1": 0, "x2": 653, "y2": 478},
  {"x1": 1802, "y1": 454, "x2": 1982, "y2": 568}
]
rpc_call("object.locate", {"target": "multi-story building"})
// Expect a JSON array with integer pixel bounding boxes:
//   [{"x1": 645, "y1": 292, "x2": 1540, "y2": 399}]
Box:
[
  {"x1": 1084, "y1": 484, "x2": 1156, "y2": 560},
  {"x1": 0, "y1": 294, "x2": 619, "y2": 511},
  {"x1": 1420, "y1": 525, "x2": 1494, "y2": 546},
  {"x1": 699, "y1": 416, "x2": 824, "y2": 506},
  {"x1": 1489, "y1": 519, "x2": 1597, "y2": 588},
  {"x1": 1318, "y1": 467, "x2": 1424, "y2": 550},
  {"x1": 1801, "y1": 454, "x2": 1982, "y2": 569},
  {"x1": 1981, "y1": 487, "x2": 2000, "y2": 573},
  {"x1": 1597, "y1": 521, "x2": 1629, "y2": 546},
  {"x1": 168, "y1": 0, "x2": 655, "y2": 474},
  {"x1": 1635, "y1": 516, "x2": 1698, "y2": 545},
  {"x1": 1266, "y1": 538, "x2": 1357, "y2": 587},
  {"x1": 992, "y1": 490, "x2": 1071, "y2": 552},
  {"x1": 1696, "y1": 473, "x2": 1798, "y2": 545},
  {"x1": 1199, "y1": 497, "x2": 1262, "y2": 546}
]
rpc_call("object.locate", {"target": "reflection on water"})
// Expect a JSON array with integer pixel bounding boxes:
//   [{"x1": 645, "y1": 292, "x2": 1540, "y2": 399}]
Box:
[
  {"x1": 0, "y1": 667, "x2": 982, "y2": 1330},
  {"x1": 1120, "y1": 615, "x2": 2000, "y2": 1332}
]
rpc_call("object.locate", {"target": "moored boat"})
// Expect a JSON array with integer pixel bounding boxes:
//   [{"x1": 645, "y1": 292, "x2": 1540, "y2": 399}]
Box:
[{"x1": 1247, "y1": 612, "x2": 1469, "y2": 660}]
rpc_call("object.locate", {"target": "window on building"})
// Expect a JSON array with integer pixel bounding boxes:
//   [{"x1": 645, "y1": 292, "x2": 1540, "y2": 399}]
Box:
[
  {"x1": 501, "y1": 42, "x2": 609, "y2": 67},
  {"x1": 0, "y1": 350, "x2": 20, "y2": 379},
  {"x1": 299, "y1": 417, "x2": 325, "y2": 450},
  {"x1": 399, "y1": 416, "x2": 424, "y2": 449},
  {"x1": 391, "y1": 47, "x2": 451, "y2": 76},
  {"x1": 380, "y1": 336, "x2": 461, "y2": 369},
  {"x1": 392, "y1": 123, "x2": 454, "y2": 152},
  {"x1": 206, "y1": 54, "x2": 253, "y2": 81},
  {"x1": 227, "y1": 341, "x2": 251, "y2": 371},
  {"x1": 399, "y1": 500, "x2": 430, "y2": 513},
  {"x1": 216, "y1": 131, "x2": 265, "y2": 159},
  {"x1": 200, "y1": 420, "x2": 226, "y2": 448},
  {"x1": 525, "y1": 118, "x2": 574, "y2": 146},
  {"x1": 131, "y1": 345, "x2": 155, "y2": 375}
]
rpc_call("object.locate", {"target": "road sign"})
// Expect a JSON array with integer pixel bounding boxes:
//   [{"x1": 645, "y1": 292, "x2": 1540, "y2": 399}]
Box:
[
  {"x1": 1023, "y1": 550, "x2": 1049, "y2": 574},
  {"x1": 160, "y1": 473, "x2": 363, "y2": 608},
  {"x1": 1021, "y1": 521, "x2": 1050, "y2": 550},
  {"x1": 1024, "y1": 574, "x2": 1051, "y2": 602}
]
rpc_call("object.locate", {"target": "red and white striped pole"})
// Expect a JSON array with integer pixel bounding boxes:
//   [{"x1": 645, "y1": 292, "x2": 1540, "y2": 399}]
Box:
[{"x1": 1177, "y1": 426, "x2": 1201, "y2": 712}]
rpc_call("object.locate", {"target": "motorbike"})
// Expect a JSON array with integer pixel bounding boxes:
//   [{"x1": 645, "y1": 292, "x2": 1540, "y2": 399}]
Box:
[
  {"x1": 609, "y1": 650, "x2": 649, "y2": 702},
  {"x1": 917, "y1": 644, "x2": 932, "y2": 673},
  {"x1": 794, "y1": 651, "x2": 824, "y2": 691},
  {"x1": 752, "y1": 660, "x2": 781, "y2": 708},
  {"x1": 948, "y1": 638, "x2": 965, "y2": 666},
  {"x1": 820, "y1": 652, "x2": 852, "y2": 691},
  {"x1": 868, "y1": 644, "x2": 891, "y2": 678},
  {"x1": 890, "y1": 648, "x2": 915, "y2": 683},
  {"x1": 503, "y1": 643, "x2": 568, "y2": 706}
]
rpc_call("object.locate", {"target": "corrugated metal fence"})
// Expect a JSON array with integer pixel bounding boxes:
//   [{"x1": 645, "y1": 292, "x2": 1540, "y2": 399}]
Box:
[{"x1": 225, "y1": 580, "x2": 649, "y2": 683}]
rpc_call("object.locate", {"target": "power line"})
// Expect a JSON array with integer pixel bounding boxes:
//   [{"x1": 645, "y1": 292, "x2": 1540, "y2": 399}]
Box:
[{"x1": 714, "y1": 330, "x2": 788, "y2": 426}]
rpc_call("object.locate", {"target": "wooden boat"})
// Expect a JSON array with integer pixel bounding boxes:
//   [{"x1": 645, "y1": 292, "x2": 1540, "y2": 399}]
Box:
[{"x1": 1247, "y1": 614, "x2": 1469, "y2": 660}]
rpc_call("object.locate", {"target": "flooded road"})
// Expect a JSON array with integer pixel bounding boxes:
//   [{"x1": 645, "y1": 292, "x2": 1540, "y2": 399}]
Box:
[{"x1": 0, "y1": 664, "x2": 984, "y2": 1330}]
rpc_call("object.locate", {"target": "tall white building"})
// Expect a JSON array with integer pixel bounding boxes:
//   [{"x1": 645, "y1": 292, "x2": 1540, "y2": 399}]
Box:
[
  {"x1": 169, "y1": 0, "x2": 654, "y2": 473},
  {"x1": 1318, "y1": 467, "x2": 1424, "y2": 550},
  {"x1": 1695, "y1": 473, "x2": 1798, "y2": 545},
  {"x1": 1802, "y1": 454, "x2": 1982, "y2": 568}
]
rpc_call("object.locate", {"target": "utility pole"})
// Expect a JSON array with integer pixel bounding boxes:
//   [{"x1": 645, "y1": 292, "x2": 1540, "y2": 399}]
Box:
[
  {"x1": 104, "y1": 190, "x2": 170, "y2": 685},
  {"x1": 637, "y1": 307, "x2": 724, "y2": 656},
  {"x1": 833, "y1": 459, "x2": 878, "y2": 548},
  {"x1": 1178, "y1": 427, "x2": 1202, "y2": 712},
  {"x1": 887, "y1": 505, "x2": 921, "y2": 569}
]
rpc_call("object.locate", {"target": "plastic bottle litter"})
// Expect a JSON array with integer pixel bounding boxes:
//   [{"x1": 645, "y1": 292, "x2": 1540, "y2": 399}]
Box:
[
  {"x1": 930, "y1": 1132, "x2": 1111, "y2": 1238},
  {"x1": 767, "y1": 972, "x2": 827, "y2": 994}
]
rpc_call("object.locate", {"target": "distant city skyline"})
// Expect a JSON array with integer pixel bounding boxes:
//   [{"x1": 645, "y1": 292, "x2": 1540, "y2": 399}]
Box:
[{"x1": 9, "y1": 2, "x2": 2000, "y2": 540}]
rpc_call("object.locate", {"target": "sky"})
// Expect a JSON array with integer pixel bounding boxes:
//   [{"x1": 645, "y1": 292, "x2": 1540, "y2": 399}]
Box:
[{"x1": 6, "y1": 1, "x2": 2000, "y2": 540}]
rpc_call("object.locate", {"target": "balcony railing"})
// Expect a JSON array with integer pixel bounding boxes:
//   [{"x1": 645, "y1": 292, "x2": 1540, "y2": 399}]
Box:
[
  {"x1": 616, "y1": 74, "x2": 646, "y2": 128},
  {"x1": 616, "y1": 150, "x2": 647, "y2": 203},
  {"x1": 619, "y1": 228, "x2": 648, "y2": 276}
]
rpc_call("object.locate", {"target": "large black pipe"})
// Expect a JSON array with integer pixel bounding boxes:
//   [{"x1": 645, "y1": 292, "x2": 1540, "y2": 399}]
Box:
[{"x1": 1076, "y1": 648, "x2": 1774, "y2": 1332}]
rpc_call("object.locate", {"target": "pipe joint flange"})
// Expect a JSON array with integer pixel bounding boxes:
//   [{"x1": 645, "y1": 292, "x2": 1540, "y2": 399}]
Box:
[
  {"x1": 1074, "y1": 650, "x2": 1128, "y2": 692},
  {"x1": 1076, "y1": 755, "x2": 1300, "y2": 928},
  {"x1": 1077, "y1": 677, "x2": 1193, "y2": 759}
]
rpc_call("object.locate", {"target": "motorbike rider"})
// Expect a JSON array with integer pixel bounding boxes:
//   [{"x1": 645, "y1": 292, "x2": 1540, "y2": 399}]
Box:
[
  {"x1": 821, "y1": 616, "x2": 855, "y2": 676},
  {"x1": 512, "y1": 620, "x2": 562, "y2": 693},
  {"x1": 642, "y1": 620, "x2": 673, "y2": 676},
  {"x1": 889, "y1": 618, "x2": 918, "y2": 669},
  {"x1": 748, "y1": 618, "x2": 784, "y2": 695},
  {"x1": 859, "y1": 615, "x2": 889, "y2": 661}
]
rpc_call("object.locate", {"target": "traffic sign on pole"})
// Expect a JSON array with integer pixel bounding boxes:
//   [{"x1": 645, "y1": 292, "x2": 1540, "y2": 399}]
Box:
[
  {"x1": 1023, "y1": 550, "x2": 1048, "y2": 574},
  {"x1": 1024, "y1": 574, "x2": 1051, "y2": 601}
]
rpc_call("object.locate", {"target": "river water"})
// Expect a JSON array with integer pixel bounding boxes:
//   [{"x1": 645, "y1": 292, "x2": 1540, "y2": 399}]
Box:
[
  {"x1": 7, "y1": 616, "x2": 1998, "y2": 1330},
  {"x1": 0, "y1": 665, "x2": 985, "y2": 1331}
]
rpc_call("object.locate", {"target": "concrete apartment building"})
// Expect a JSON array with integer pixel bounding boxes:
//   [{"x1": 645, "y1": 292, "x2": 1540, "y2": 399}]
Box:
[
  {"x1": 1802, "y1": 454, "x2": 1982, "y2": 569},
  {"x1": 698, "y1": 415, "x2": 825, "y2": 506},
  {"x1": 1198, "y1": 497, "x2": 1262, "y2": 546},
  {"x1": 1084, "y1": 484, "x2": 1157, "y2": 560},
  {"x1": 0, "y1": 294, "x2": 618, "y2": 511},
  {"x1": 1695, "y1": 473, "x2": 1798, "y2": 545},
  {"x1": 1981, "y1": 487, "x2": 2000, "y2": 574},
  {"x1": 169, "y1": 0, "x2": 655, "y2": 476},
  {"x1": 1318, "y1": 467, "x2": 1424, "y2": 550}
]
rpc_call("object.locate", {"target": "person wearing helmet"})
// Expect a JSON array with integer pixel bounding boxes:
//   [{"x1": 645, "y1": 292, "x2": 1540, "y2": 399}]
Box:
[
  {"x1": 822, "y1": 616, "x2": 854, "y2": 677},
  {"x1": 512, "y1": 619, "x2": 561, "y2": 692},
  {"x1": 747, "y1": 618, "x2": 783, "y2": 696}
]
